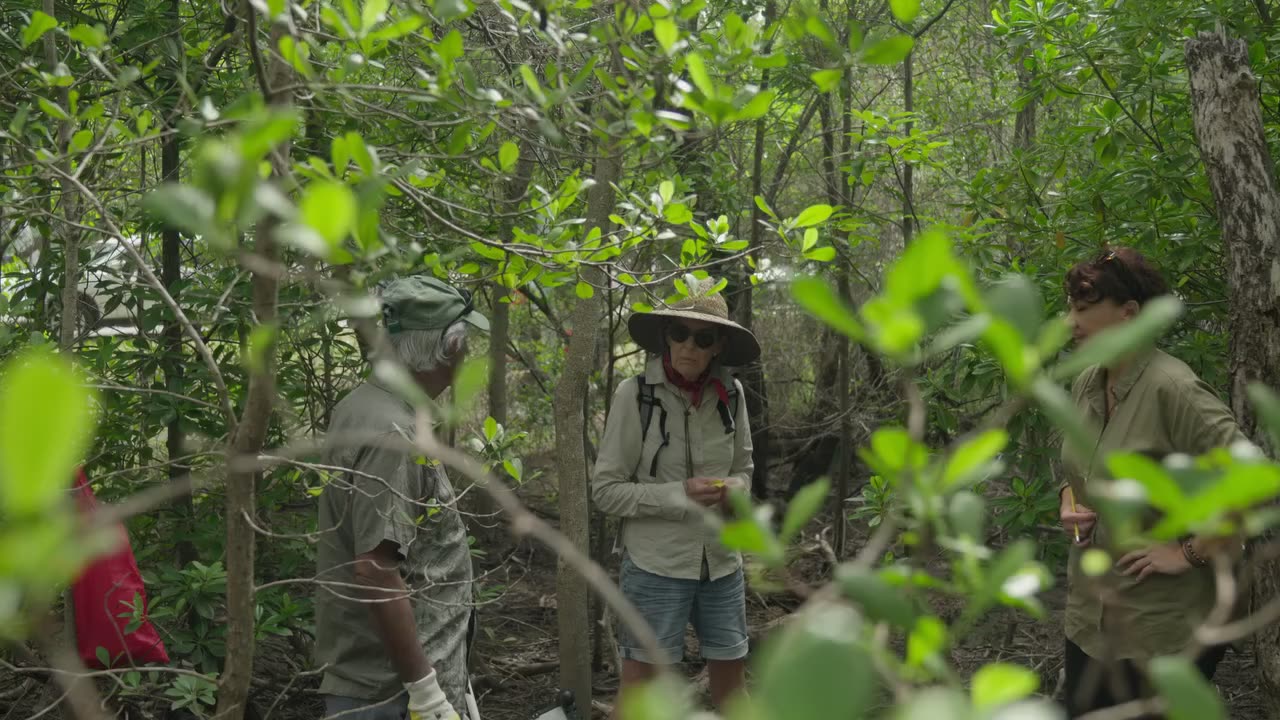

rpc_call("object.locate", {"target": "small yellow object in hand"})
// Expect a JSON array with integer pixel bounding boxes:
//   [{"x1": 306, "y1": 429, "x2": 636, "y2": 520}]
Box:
[{"x1": 712, "y1": 479, "x2": 725, "y2": 488}]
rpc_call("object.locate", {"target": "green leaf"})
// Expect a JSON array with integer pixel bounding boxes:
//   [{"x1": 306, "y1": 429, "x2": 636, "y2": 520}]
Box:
[
  {"x1": 684, "y1": 52, "x2": 715, "y2": 96},
  {"x1": 860, "y1": 427, "x2": 929, "y2": 478},
  {"x1": 653, "y1": 17, "x2": 678, "y2": 52},
  {"x1": 804, "y1": 247, "x2": 837, "y2": 262},
  {"x1": 755, "y1": 605, "x2": 874, "y2": 720},
  {"x1": 434, "y1": 0, "x2": 473, "y2": 22},
  {"x1": 836, "y1": 565, "x2": 918, "y2": 629},
  {"x1": 1148, "y1": 656, "x2": 1227, "y2": 720},
  {"x1": 781, "y1": 478, "x2": 829, "y2": 541},
  {"x1": 0, "y1": 348, "x2": 97, "y2": 516},
  {"x1": 863, "y1": 35, "x2": 914, "y2": 65},
  {"x1": 38, "y1": 97, "x2": 70, "y2": 121},
  {"x1": 361, "y1": 0, "x2": 389, "y2": 30},
  {"x1": 944, "y1": 430, "x2": 1008, "y2": 488},
  {"x1": 575, "y1": 281, "x2": 594, "y2": 299},
  {"x1": 369, "y1": 15, "x2": 425, "y2": 40},
  {"x1": 719, "y1": 518, "x2": 784, "y2": 565},
  {"x1": 664, "y1": 203, "x2": 693, "y2": 224},
  {"x1": 972, "y1": 662, "x2": 1039, "y2": 709},
  {"x1": 96, "y1": 646, "x2": 110, "y2": 668},
  {"x1": 791, "y1": 276, "x2": 864, "y2": 341},
  {"x1": 68, "y1": 24, "x2": 108, "y2": 50},
  {"x1": 450, "y1": 356, "x2": 489, "y2": 414},
  {"x1": 143, "y1": 185, "x2": 215, "y2": 236},
  {"x1": 22, "y1": 11, "x2": 58, "y2": 49},
  {"x1": 735, "y1": 89, "x2": 777, "y2": 121},
  {"x1": 754, "y1": 195, "x2": 777, "y2": 218},
  {"x1": 483, "y1": 416, "x2": 498, "y2": 442},
  {"x1": 659, "y1": 180, "x2": 675, "y2": 204},
  {"x1": 1106, "y1": 452, "x2": 1183, "y2": 512},
  {"x1": 986, "y1": 274, "x2": 1043, "y2": 340},
  {"x1": 503, "y1": 458, "x2": 523, "y2": 481},
  {"x1": 346, "y1": 131, "x2": 375, "y2": 175},
  {"x1": 794, "y1": 204, "x2": 834, "y2": 228},
  {"x1": 890, "y1": 0, "x2": 922, "y2": 23},
  {"x1": 498, "y1": 141, "x2": 519, "y2": 172},
  {"x1": 300, "y1": 181, "x2": 357, "y2": 247},
  {"x1": 1031, "y1": 377, "x2": 1097, "y2": 463},
  {"x1": 906, "y1": 616, "x2": 948, "y2": 667},
  {"x1": 70, "y1": 130, "x2": 93, "y2": 152},
  {"x1": 810, "y1": 68, "x2": 843, "y2": 92},
  {"x1": 1081, "y1": 548, "x2": 1111, "y2": 576},
  {"x1": 949, "y1": 491, "x2": 985, "y2": 541},
  {"x1": 1052, "y1": 296, "x2": 1183, "y2": 380}
]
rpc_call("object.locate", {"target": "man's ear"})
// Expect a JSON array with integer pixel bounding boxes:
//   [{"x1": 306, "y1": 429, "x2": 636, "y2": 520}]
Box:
[{"x1": 1123, "y1": 300, "x2": 1141, "y2": 319}]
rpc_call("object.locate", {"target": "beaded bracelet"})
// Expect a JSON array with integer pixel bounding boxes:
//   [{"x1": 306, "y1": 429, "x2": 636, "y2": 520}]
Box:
[{"x1": 1183, "y1": 540, "x2": 1207, "y2": 568}]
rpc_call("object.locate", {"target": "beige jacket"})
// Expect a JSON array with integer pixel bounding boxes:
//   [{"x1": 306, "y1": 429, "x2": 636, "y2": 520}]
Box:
[
  {"x1": 1063, "y1": 349, "x2": 1247, "y2": 661},
  {"x1": 592, "y1": 356, "x2": 754, "y2": 581}
]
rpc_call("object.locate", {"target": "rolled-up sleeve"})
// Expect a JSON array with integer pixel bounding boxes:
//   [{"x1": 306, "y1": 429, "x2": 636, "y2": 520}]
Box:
[
  {"x1": 591, "y1": 379, "x2": 689, "y2": 520},
  {"x1": 1163, "y1": 377, "x2": 1248, "y2": 455}
]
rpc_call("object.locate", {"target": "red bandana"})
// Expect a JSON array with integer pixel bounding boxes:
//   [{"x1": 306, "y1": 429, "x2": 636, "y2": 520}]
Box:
[{"x1": 662, "y1": 353, "x2": 729, "y2": 409}]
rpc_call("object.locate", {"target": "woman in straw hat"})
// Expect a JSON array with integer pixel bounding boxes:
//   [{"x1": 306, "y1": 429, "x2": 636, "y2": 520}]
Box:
[{"x1": 592, "y1": 278, "x2": 760, "y2": 716}]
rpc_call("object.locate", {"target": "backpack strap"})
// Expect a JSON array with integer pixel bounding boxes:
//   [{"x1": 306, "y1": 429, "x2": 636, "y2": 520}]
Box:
[
  {"x1": 634, "y1": 375, "x2": 669, "y2": 478},
  {"x1": 716, "y1": 378, "x2": 740, "y2": 435}
]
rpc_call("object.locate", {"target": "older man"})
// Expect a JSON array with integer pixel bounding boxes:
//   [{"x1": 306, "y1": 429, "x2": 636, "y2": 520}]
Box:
[{"x1": 315, "y1": 276, "x2": 487, "y2": 720}]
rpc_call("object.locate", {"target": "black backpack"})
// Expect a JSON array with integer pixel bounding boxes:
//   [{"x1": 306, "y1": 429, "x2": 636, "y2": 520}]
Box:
[{"x1": 635, "y1": 374, "x2": 739, "y2": 478}]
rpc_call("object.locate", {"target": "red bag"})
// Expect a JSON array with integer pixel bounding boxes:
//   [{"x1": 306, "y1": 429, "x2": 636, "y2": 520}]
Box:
[{"x1": 70, "y1": 469, "x2": 170, "y2": 668}]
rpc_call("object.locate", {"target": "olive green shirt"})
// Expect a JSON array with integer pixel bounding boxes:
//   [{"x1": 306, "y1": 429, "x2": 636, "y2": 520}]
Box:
[
  {"x1": 1062, "y1": 349, "x2": 1246, "y2": 661},
  {"x1": 592, "y1": 356, "x2": 754, "y2": 581},
  {"x1": 314, "y1": 379, "x2": 473, "y2": 709}
]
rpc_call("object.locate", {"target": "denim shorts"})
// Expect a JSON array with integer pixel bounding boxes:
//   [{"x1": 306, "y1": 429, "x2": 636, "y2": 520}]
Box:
[{"x1": 617, "y1": 554, "x2": 749, "y2": 664}]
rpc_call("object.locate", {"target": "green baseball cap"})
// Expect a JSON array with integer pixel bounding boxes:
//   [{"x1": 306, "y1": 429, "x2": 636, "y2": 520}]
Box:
[{"x1": 380, "y1": 276, "x2": 489, "y2": 334}]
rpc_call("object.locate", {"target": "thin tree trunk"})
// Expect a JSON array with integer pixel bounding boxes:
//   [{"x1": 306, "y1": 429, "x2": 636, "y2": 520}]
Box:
[
  {"x1": 215, "y1": 11, "x2": 292, "y2": 719},
  {"x1": 45, "y1": 0, "x2": 84, "y2": 693},
  {"x1": 901, "y1": 50, "x2": 916, "y2": 245},
  {"x1": 1186, "y1": 30, "x2": 1280, "y2": 715},
  {"x1": 161, "y1": 0, "x2": 195, "y2": 568},
  {"x1": 738, "y1": 0, "x2": 777, "y2": 501},
  {"x1": 488, "y1": 139, "x2": 536, "y2": 426},
  {"x1": 554, "y1": 145, "x2": 621, "y2": 710}
]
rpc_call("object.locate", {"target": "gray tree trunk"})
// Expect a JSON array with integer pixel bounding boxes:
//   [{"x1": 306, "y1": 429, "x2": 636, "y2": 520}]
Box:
[
  {"x1": 1186, "y1": 29, "x2": 1280, "y2": 714},
  {"x1": 216, "y1": 13, "x2": 293, "y2": 720},
  {"x1": 553, "y1": 150, "x2": 620, "y2": 709}
]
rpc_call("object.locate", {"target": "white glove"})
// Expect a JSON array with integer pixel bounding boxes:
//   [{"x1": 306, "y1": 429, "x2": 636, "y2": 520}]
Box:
[{"x1": 405, "y1": 670, "x2": 461, "y2": 720}]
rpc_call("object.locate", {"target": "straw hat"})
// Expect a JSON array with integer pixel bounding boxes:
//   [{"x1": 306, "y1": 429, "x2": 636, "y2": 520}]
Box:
[{"x1": 627, "y1": 280, "x2": 761, "y2": 366}]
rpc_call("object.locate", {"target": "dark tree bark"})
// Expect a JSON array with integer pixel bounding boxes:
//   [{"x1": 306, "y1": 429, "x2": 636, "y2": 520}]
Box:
[
  {"x1": 488, "y1": 138, "x2": 537, "y2": 426},
  {"x1": 161, "y1": 0, "x2": 195, "y2": 568},
  {"x1": 736, "y1": 0, "x2": 777, "y2": 500},
  {"x1": 1186, "y1": 29, "x2": 1280, "y2": 714}
]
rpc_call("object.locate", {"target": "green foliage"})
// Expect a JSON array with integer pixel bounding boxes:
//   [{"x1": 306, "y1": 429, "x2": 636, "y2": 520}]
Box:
[{"x1": 3, "y1": 0, "x2": 1279, "y2": 715}]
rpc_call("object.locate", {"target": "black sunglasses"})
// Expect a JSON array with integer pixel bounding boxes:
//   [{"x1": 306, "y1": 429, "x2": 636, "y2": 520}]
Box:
[{"x1": 667, "y1": 322, "x2": 719, "y2": 349}]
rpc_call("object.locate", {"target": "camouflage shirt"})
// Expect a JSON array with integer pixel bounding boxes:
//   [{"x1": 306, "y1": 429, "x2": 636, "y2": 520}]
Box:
[{"x1": 314, "y1": 379, "x2": 473, "y2": 708}]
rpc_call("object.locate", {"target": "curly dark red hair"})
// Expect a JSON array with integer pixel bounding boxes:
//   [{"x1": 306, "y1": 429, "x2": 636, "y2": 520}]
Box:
[{"x1": 1064, "y1": 247, "x2": 1169, "y2": 307}]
